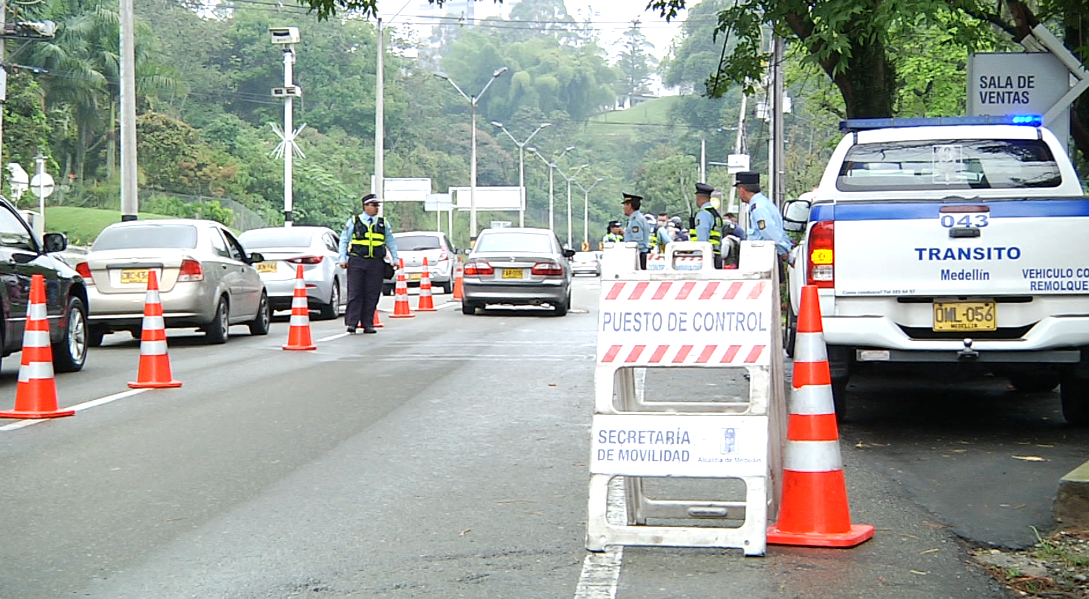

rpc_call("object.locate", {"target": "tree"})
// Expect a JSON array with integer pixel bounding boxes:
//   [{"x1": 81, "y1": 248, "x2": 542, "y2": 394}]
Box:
[{"x1": 614, "y1": 20, "x2": 656, "y2": 104}]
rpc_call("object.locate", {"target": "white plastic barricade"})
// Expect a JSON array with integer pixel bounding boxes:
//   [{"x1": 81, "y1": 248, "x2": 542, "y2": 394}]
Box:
[{"x1": 586, "y1": 241, "x2": 786, "y2": 556}]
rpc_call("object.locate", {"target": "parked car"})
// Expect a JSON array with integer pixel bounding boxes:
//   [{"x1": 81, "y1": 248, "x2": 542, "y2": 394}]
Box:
[
  {"x1": 382, "y1": 231, "x2": 457, "y2": 295},
  {"x1": 238, "y1": 226, "x2": 346, "y2": 320},
  {"x1": 0, "y1": 197, "x2": 89, "y2": 373},
  {"x1": 571, "y1": 251, "x2": 602, "y2": 276},
  {"x1": 461, "y1": 227, "x2": 574, "y2": 316},
  {"x1": 77, "y1": 219, "x2": 271, "y2": 345}
]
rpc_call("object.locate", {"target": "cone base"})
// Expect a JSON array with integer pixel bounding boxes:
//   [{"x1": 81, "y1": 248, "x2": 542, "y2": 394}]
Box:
[
  {"x1": 390, "y1": 314, "x2": 415, "y2": 319},
  {"x1": 283, "y1": 344, "x2": 317, "y2": 351},
  {"x1": 0, "y1": 408, "x2": 75, "y2": 419},
  {"x1": 415, "y1": 307, "x2": 437, "y2": 312},
  {"x1": 128, "y1": 380, "x2": 182, "y2": 389},
  {"x1": 767, "y1": 523, "x2": 875, "y2": 548}
]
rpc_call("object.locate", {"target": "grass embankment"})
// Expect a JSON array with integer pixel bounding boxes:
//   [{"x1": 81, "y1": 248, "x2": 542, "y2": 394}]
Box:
[
  {"x1": 586, "y1": 96, "x2": 682, "y2": 138},
  {"x1": 43, "y1": 207, "x2": 173, "y2": 246}
]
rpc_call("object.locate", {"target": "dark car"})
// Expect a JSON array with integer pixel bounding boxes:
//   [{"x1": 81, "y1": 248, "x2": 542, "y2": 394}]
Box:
[{"x1": 0, "y1": 198, "x2": 89, "y2": 373}]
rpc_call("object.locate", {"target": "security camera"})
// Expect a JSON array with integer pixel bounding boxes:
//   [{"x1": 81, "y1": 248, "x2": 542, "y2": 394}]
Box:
[{"x1": 269, "y1": 26, "x2": 300, "y2": 45}]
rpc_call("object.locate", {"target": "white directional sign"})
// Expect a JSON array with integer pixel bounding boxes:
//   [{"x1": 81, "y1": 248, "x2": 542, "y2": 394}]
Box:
[
  {"x1": 424, "y1": 193, "x2": 452, "y2": 212},
  {"x1": 370, "y1": 177, "x2": 431, "y2": 202},
  {"x1": 30, "y1": 172, "x2": 54, "y2": 198},
  {"x1": 450, "y1": 186, "x2": 522, "y2": 211}
]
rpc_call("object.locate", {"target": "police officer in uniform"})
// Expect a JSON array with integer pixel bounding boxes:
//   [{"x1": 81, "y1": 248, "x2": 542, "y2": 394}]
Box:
[
  {"x1": 602, "y1": 220, "x2": 624, "y2": 245},
  {"x1": 338, "y1": 194, "x2": 400, "y2": 334},
  {"x1": 689, "y1": 182, "x2": 725, "y2": 268},
  {"x1": 621, "y1": 193, "x2": 650, "y2": 269},
  {"x1": 735, "y1": 171, "x2": 792, "y2": 260}
]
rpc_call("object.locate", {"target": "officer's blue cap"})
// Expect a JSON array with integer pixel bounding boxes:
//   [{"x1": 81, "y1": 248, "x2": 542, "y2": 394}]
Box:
[
  {"x1": 621, "y1": 193, "x2": 643, "y2": 203},
  {"x1": 695, "y1": 182, "x2": 714, "y2": 196},
  {"x1": 734, "y1": 171, "x2": 760, "y2": 186},
  {"x1": 608, "y1": 220, "x2": 622, "y2": 228},
  {"x1": 362, "y1": 193, "x2": 380, "y2": 205}
]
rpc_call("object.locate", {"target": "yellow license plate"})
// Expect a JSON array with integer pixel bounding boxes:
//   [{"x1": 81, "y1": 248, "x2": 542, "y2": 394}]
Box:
[
  {"x1": 256, "y1": 261, "x2": 278, "y2": 273},
  {"x1": 933, "y1": 301, "x2": 996, "y2": 332},
  {"x1": 409, "y1": 273, "x2": 422, "y2": 281},
  {"x1": 120, "y1": 269, "x2": 149, "y2": 285},
  {"x1": 502, "y1": 268, "x2": 523, "y2": 279}
]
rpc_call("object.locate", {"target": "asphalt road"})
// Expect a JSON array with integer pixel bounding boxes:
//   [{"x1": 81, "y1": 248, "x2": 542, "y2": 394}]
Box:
[{"x1": 0, "y1": 276, "x2": 1083, "y2": 598}]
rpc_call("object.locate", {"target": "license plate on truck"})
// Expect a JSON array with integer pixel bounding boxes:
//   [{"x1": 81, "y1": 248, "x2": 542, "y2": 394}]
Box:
[{"x1": 933, "y1": 301, "x2": 996, "y2": 332}]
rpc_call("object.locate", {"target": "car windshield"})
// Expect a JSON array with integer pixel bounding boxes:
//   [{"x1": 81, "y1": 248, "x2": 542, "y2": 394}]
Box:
[
  {"x1": 475, "y1": 232, "x2": 553, "y2": 253},
  {"x1": 239, "y1": 229, "x2": 314, "y2": 249},
  {"x1": 92, "y1": 224, "x2": 198, "y2": 251},
  {"x1": 397, "y1": 235, "x2": 442, "y2": 251},
  {"x1": 837, "y1": 139, "x2": 1062, "y2": 191}
]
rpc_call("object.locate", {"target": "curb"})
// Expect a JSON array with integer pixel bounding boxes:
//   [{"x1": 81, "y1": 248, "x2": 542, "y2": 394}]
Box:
[{"x1": 1055, "y1": 459, "x2": 1089, "y2": 530}]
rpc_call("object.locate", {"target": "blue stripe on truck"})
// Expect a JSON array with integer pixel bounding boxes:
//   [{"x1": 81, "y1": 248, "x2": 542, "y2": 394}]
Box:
[{"x1": 810, "y1": 198, "x2": 1089, "y2": 222}]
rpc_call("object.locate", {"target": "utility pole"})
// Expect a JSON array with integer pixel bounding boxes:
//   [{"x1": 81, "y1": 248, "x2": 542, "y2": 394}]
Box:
[
  {"x1": 576, "y1": 177, "x2": 604, "y2": 248},
  {"x1": 770, "y1": 36, "x2": 785, "y2": 207},
  {"x1": 375, "y1": 17, "x2": 384, "y2": 210},
  {"x1": 0, "y1": 0, "x2": 6, "y2": 178},
  {"x1": 119, "y1": 0, "x2": 137, "y2": 220},
  {"x1": 269, "y1": 27, "x2": 303, "y2": 227},
  {"x1": 699, "y1": 133, "x2": 706, "y2": 182},
  {"x1": 492, "y1": 122, "x2": 551, "y2": 227},
  {"x1": 528, "y1": 145, "x2": 574, "y2": 235}
]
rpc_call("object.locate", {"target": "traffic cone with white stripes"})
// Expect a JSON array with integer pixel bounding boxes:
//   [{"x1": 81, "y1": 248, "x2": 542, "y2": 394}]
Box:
[
  {"x1": 371, "y1": 309, "x2": 384, "y2": 328},
  {"x1": 416, "y1": 257, "x2": 437, "y2": 312},
  {"x1": 390, "y1": 259, "x2": 415, "y2": 319},
  {"x1": 767, "y1": 285, "x2": 873, "y2": 548},
  {"x1": 129, "y1": 270, "x2": 182, "y2": 389},
  {"x1": 0, "y1": 274, "x2": 75, "y2": 418},
  {"x1": 452, "y1": 260, "x2": 464, "y2": 301},
  {"x1": 283, "y1": 265, "x2": 316, "y2": 350}
]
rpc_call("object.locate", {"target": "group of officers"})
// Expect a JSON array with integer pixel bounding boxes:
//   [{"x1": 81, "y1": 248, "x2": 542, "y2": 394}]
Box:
[{"x1": 603, "y1": 170, "x2": 793, "y2": 270}]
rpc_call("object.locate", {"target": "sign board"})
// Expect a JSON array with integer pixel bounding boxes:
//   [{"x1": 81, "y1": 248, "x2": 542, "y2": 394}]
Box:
[
  {"x1": 370, "y1": 177, "x2": 431, "y2": 202},
  {"x1": 450, "y1": 186, "x2": 522, "y2": 211},
  {"x1": 968, "y1": 52, "x2": 1071, "y2": 147},
  {"x1": 727, "y1": 154, "x2": 750, "y2": 173},
  {"x1": 424, "y1": 193, "x2": 452, "y2": 212},
  {"x1": 590, "y1": 414, "x2": 769, "y2": 477},
  {"x1": 7, "y1": 163, "x2": 28, "y2": 200},
  {"x1": 489, "y1": 221, "x2": 512, "y2": 228},
  {"x1": 30, "y1": 172, "x2": 54, "y2": 198},
  {"x1": 598, "y1": 279, "x2": 773, "y2": 366}
]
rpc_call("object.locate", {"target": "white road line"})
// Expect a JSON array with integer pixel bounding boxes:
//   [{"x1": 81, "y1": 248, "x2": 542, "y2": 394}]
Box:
[
  {"x1": 316, "y1": 332, "x2": 352, "y2": 343},
  {"x1": 437, "y1": 302, "x2": 459, "y2": 310},
  {"x1": 0, "y1": 388, "x2": 150, "y2": 431},
  {"x1": 574, "y1": 478, "x2": 628, "y2": 599}
]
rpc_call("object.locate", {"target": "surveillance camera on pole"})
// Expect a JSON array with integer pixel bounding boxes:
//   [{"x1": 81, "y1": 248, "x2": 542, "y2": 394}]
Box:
[{"x1": 269, "y1": 26, "x2": 303, "y2": 227}]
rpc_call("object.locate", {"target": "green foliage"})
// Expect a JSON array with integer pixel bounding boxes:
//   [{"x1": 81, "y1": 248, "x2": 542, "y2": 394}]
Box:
[
  {"x1": 141, "y1": 195, "x2": 235, "y2": 225},
  {"x1": 44, "y1": 206, "x2": 173, "y2": 246}
]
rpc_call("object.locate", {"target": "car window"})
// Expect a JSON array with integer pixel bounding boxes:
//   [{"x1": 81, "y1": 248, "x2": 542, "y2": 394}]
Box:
[
  {"x1": 93, "y1": 224, "x2": 198, "y2": 251},
  {"x1": 574, "y1": 252, "x2": 596, "y2": 261},
  {"x1": 0, "y1": 206, "x2": 37, "y2": 252},
  {"x1": 239, "y1": 228, "x2": 314, "y2": 249},
  {"x1": 475, "y1": 232, "x2": 554, "y2": 253},
  {"x1": 221, "y1": 229, "x2": 246, "y2": 262},
  {"x1": 397, "y1": 235, "x2": 442, "y2": 251},
  {"x1": 209, "y1": 228, "x2": 231, "y2": 258},
  {"x1": 324, "y1": 233, "x2": 339, "y2": 253}
]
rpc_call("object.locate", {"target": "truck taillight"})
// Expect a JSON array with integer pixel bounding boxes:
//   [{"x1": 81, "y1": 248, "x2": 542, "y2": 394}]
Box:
[{"x1": 806, "y1": 221, "x2": 834, "y2": 288}]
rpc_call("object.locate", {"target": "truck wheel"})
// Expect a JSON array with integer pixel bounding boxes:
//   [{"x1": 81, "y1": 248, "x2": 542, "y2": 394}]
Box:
[
  {"x1": 1060, "y1": 373, "x2": 1089, "y2": 426},
  {"x1": 832, "y1": 377, "x2": 849, "y2": 423}
]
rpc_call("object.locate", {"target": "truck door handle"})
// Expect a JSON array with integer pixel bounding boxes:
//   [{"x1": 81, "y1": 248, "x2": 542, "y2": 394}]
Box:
[{"x1": 949, "y1": 228, "x2": 981, "y2": 238}]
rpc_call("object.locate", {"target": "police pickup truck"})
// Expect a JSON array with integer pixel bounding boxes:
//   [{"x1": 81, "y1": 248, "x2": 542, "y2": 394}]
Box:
[{"x1": 783, "y1": 115, "x2": 1089, "y2": 424}]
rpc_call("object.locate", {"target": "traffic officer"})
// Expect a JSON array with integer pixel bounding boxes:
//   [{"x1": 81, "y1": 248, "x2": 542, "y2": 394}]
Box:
[
  {"x1": 689, "y1": 182, "x2": 725, "y2": 268},
  {"x1": 621, "y1": 192, "x2": 650, "y2": 269},
  {"x1": 338, "y1": 194, "x2": 400, "y2": 334},
  {"x1": 735, "y1": 171, "x2": 792, "y2": 260},
  {"x1": 602, "y1": 220, "x2": 624, "y2": 245},
  {"x1": 652, "y1": 212, "x2": 672, "y2": 253}
]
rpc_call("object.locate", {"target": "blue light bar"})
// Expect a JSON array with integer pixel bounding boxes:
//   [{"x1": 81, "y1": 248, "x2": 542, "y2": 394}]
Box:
[{"x1": 840, "y1": 114, "x2": 1044, "y2": 131}]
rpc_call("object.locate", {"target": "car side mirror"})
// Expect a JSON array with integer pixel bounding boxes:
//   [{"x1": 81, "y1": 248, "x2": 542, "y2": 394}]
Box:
[
  {"x1": 43, "y1": 232, "x2": 68, "y2": 253},
  {"x1": 563, "y1": 248, "x2": 576, "y2": 258},
  {"x1": 782, "y1": 199, "x2": 812, "y2": 233},
  {"x1": 249, "y1": 252, "x2": 265, "y2": 264}
]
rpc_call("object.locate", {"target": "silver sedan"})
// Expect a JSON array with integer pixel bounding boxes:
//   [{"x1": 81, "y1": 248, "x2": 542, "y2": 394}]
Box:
[
  {"x1": 461, "y1": 228, "x2": 574, "y2": 316},
  {"x1": 238, "y1": 226, "x2": 346, "y2": 320},
  {"x1": 78, "y1": 219, "x2": 271, "y2": 345}
]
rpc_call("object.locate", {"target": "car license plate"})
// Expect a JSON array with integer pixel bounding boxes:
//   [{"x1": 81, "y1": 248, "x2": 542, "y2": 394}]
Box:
[
  {"x1": 502, "y1": 268, "x2": 523, "y2": 279},
  {"x1": 120, "y1": 269, "x2": 149, "y2": 285},
  {"x1": 933, "y1": 301, "x2": 996, "y2": 332},
  {"x1": 256, "y1": 261, "x2": 277, "y2": 273},
  {"x1": 409, "y1": 273, "x2": 421, "y2": 281}
]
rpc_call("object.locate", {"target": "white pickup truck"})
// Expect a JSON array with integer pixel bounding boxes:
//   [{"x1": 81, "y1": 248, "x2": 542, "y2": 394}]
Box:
[{"x1": 783, "y1": 115, "x2": 1089, "y2": 424}]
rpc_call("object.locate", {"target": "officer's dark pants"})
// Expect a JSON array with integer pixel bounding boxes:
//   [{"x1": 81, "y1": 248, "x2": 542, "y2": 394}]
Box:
[
  {"x1": 714, "y1": 255, "x2": 723, "y2": 269},
  {"x1": 345, "y1": 256, "x2": 383, "y2": 329},
  {"x1": 639, "y1": 251, "x2": 649, "y2": 270}
]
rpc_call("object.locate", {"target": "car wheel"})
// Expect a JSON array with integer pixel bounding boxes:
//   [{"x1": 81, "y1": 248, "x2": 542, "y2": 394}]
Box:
[
  {"x1": 1060, "y1": 372, "x2": 1089, "y2": 426},
  {"x1": 205, "y1": 296, "x2": 230, "y2": 344},
  {"x1": 832, "y1": 377, "x2": 849, "y2": 423},
  {"x1": 441, "y1": 280, "x2": 453, "y2": 294},
  {"x1": 53, "y1": 295, "x2": 89, "y2": 373},
  {"x1": 1008, "y1": 373, "x2": 1059, "y2": 393},
  {"x1": 248, "y1": 292, "x2": 271, "y2": 335},
  {"x1": 554, "y1": 291, "x2": 570, "y2": 317},
  {"x1": 461, "y1": 302, "x2": 478, "y2": 315},
  {"x1": 784, "y1": 306, "x2": 798, "y2": 358},
  {"x1": 319, "y1": 282, "x2": 340, "y2": 320},
  {"x1": 88, "y1": 326, "x2": 106, "y2": 348}
]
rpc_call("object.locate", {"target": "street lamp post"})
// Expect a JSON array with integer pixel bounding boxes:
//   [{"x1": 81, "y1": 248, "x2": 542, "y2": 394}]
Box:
[
  {"x1": 527, "y1": 146, "x2": 575, "y2": 234},
  {"x1": 491, "y1": 122, "x2": 551, "y2": 227},
  {"x1": 435, "y1": 67, "x2": 509, "y2": 240},
  {"x1": 556, "y1": 163, "x2": 589, "y2": 248},
  {"x1": 575, "y1": 177, "x2": 604, "y2": 248}
]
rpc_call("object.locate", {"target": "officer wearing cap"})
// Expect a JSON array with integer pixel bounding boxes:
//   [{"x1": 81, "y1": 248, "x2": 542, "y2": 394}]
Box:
[
  {"x1": 602, "y1": 220, "x2": 624, "y2": 246},
  {"x1": 621, "y1": 193, "x2": 650, "y2": 269},
  {"x1": 338, "y1": 194, "x2": 400, "y2": 334},
  {"x1": 735, "y1": 171, "x2": 792, "y2": 259},
  {"x1": 689, "y1": 182, "x2": 725, "y2": 268}
]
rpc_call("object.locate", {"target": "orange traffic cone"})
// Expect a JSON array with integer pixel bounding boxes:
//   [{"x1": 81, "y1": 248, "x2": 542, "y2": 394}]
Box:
[
  {"x1": 283, "y1": 265, "x2": 317, "y2": 350},
  {"x1": 452, "y1": 260, "x2": 464, "y2": 301},
  {"x1": 372, "y1": 309, "x2": 384, "y2": 328},
  {"x1": 0, "y1": 275, "x2": 74, "y2": 418},
  {"x1": 390, "y1": 259, "x2": 415, "y2": 319},
  {"x1": 129, "y1": 270, "x2": 182, "y2": 389},
  {"x1": 767, "y1": 285, "x2": 874, "y2": 548},
  {"x1": 416, "y1": 257, "x2": 437, "y2": 312}
]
